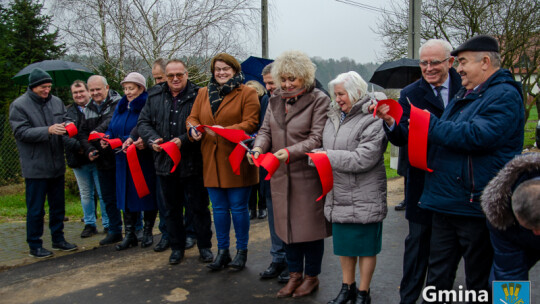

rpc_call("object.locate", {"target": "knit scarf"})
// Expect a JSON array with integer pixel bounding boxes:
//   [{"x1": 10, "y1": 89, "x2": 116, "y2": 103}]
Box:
[{"x1": 208, "y1": 73, "x2": 244, "y2": 115}]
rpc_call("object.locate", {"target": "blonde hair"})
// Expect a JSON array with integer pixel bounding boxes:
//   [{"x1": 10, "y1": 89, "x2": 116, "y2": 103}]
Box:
[
  {"x1": 245, "y1": 80, "x2": 266, "y2": 97},
  {"x1": 271, "y1": 50, "x2": 316, "y2": 90}
]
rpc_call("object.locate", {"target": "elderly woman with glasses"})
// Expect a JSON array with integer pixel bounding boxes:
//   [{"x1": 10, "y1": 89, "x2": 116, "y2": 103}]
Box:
[
  {"x1": 249, "y1": 50, "x2": 331, "y2": 299},
  {"x1": 187, "y1": 53, "x2": 260, "y2": 271},
  {"x1": 317, "y1": 71, "x2": 388, "y2": 304}
]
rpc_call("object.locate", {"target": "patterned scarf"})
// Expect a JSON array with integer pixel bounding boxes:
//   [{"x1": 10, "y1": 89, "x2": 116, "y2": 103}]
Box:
[{"x1": 208, "y1": 72, "x2": 244, "y2": 115}]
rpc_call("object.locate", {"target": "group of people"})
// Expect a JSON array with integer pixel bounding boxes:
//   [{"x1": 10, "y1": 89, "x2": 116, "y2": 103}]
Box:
[{"x1": 8, "y1": 33, "x2": 539, "y2": 304}]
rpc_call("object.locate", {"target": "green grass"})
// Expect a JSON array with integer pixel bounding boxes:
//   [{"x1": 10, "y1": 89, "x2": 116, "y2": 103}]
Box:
[
  {"x1": 524, "y1": 106, "x2": 538, "y2": 148},
  {"x1": 384, "y1": 143, "x2": 399, "y2": 179}
]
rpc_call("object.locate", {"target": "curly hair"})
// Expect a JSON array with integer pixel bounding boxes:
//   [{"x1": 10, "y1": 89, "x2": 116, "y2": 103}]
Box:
[
  {"x1": 245, "y1": 80, "x2": 266, "y2": 97},
  {"x1": 271, "y1": 50, "x2": 316, "y2": 90}
]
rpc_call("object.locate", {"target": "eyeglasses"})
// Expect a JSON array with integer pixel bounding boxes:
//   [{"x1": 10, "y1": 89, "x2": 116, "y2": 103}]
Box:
[
  {"x1": 166, "y1": 72, "x2": 186, "y2": 80},
  {"x1": 419, "y1": 57, "x2": 450, "y2": 67},
  {"x1": 214, "y1": 66, "x2": 232, "y2": 73}
]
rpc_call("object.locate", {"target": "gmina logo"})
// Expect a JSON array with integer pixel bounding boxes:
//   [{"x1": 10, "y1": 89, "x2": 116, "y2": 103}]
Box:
[
  {"x1": 493, "y1": 281, "x2": 530, "y2": 304},
  {"x1": 422, "y1": 285, "x2": 489, "y2": 303}
]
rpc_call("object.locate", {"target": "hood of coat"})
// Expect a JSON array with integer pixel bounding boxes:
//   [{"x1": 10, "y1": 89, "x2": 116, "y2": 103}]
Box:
[
  {"x1": 327, "y1": 94, "x2": 372, "y2": 130},
  {"x1": 117, "y1": 91, "x2": 148, "y2": 114},
  {"x1": 481, "y1": 153, "x2": 540, "y2": 229}
]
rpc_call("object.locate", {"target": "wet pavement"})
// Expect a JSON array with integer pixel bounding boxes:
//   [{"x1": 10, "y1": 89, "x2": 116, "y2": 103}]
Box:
[{"x1": 0, "y1": 177, "x2": 537, "y2": 303}]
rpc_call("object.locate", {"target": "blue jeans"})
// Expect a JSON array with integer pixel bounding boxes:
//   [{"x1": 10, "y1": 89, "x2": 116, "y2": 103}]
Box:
[
  {"x1": 97, "y1": 168, "x2": 123, "y2": 234},
  {"x1": 261, "y1": 173, "x2": 286, "y2": 263},
  {"x1": 25, "y1": 176, "x2": 66, "y2": 250},
  {"x1": 72, "y1": 163, "x2": 108, "y2": 227},
  {"x1": 207, "y1": 187, "x2": 251, "y2": 250}
]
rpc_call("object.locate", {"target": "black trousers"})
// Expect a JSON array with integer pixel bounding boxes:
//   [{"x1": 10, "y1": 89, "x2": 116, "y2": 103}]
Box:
[
  {"x1": 423, "y1": 212, "x2": 493, "y2": 304},
  {"x1": 158, "y1": 174, "x2": 212, "y2": 251},
  {"x1": 399, "y1": 221, "x2": 431, "y2": 304}
]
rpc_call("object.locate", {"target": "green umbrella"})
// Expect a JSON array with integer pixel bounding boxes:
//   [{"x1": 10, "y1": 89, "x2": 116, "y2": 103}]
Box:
[{"x1": 12, "y1": 60, "x2": 94, "y2": 87}]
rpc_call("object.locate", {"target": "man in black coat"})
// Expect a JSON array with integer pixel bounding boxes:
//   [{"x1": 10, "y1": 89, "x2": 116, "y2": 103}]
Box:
[
  {"x1": 137, "y1": 59, "x2": 213, "y2": 265},
  {"x1": 80, "y1": 75, "x2": 123, "y2": 246},
  {"x1": 375, "y1": 39, "x2": 462, "y2": 304}
]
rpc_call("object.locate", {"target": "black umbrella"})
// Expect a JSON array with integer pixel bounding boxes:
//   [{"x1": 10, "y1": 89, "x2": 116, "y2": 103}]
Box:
[
  {"x1": 369, "y1": 58, "x2": 421, "y2": 89},
  {"x1": 12, "y1": 60, "x2": 94, "y2": 87}
]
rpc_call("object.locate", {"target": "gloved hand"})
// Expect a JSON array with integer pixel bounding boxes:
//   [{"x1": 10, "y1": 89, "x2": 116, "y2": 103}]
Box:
[
  {"x1": 274, "y1": 149, "x2": 289, "y2": 163},
  {"x1": 247, "y1": 147, "x2": 263, "y2": 165}
]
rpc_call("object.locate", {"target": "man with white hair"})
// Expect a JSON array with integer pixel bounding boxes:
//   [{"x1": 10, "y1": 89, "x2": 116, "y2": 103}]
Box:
[
  {"x1": 375, "y1": 38, "x2": 462, "y2": 304},
  {"x1": 80, "y1": 75, "x2": 124, "y2": 246}
]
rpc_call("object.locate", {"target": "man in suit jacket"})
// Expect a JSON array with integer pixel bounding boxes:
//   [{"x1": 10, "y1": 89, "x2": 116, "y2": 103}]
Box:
[{"x1": 375, "y1": 39, "x2": 462, "y2": 304}]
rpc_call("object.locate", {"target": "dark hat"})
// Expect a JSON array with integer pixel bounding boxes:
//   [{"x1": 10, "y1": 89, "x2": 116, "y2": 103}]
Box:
[
  {"x1": 28, "y1": 68, "x2": 53, "y2": 89},
  {"x1": 450, "y1": 35, "x2": 499, "y2": 56}
]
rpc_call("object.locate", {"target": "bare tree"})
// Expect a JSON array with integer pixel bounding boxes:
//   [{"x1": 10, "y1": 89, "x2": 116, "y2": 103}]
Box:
[
  {"x1": 52, "y1": 0, "x2": 259, "y2": 86},
  {"x1": 375, "y1": 0, "x2": 539, "y2": 121}
]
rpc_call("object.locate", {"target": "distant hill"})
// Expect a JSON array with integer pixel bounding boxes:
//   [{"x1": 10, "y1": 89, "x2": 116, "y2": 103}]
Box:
[{"x1": 312, "y1": 57, "x2": 380, "y2": 90}]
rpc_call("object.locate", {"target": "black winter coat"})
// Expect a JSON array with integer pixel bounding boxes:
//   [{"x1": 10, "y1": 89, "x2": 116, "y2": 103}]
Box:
[
  {"x1": 64, "y1": 104, "x2": 90, "y2": 168},
  {"x1": 137, "y1": 81, "x2": 203, "y2": 177},
  {"x1": 79, "y1": 90, "x2": 121, "y2": 170}
]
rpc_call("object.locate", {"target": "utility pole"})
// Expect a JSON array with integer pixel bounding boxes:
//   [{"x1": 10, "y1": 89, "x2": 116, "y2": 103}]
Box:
[
  {"x1": 261, "y1": 0, "x2": 269, "y2": 58},
  {"x1": 407, "y1": 0, "x2": 421, "y2": 59}
]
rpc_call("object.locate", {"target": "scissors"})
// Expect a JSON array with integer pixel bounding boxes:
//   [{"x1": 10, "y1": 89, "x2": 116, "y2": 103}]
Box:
[
  {"x1": 239, "y1": 138, "x2": 256, "y2": 154},
  {"x1": 187, "y1": 121, "x2": 201, "y2": 136}
]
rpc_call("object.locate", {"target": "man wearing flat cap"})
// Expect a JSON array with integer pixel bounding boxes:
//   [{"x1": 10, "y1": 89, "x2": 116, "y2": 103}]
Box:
[
  {"x1": 9, "y1": 68, "x2": 78, "y2": 258},
  {"x1": 417, "y1": 35, "x2": 525, "y2": 299}
]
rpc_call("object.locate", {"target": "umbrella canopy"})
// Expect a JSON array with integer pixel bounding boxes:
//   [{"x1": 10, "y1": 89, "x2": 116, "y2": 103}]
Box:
[
  {"x1": 12, "y1": 60, "x2": 94, "y2": 87},
  {"x1": 241, "y1": 56, "x2": 274, "y2": 85},
  {"x1": 369, "y1": 58, "x2": 421, "y2": 89}
]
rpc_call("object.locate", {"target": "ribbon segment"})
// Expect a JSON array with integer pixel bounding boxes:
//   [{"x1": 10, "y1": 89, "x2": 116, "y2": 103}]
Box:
[
  {"x1": 65, "y1": 123, "x2": 78, "y2": 137},
  {"x1": 126, "y1": 144, "x2": 150, "y2": 198},
  {"x1": 373, "y1": 99, "x2": 403, "y2": 125},
  {"x1": 252, "y1": 152, "x2": 280, "y2": 180},
  {"x1": 196, "y1": 125, "x2": 251, "y2": 175},
  {"x1": 87, "y1": 133, "x2": 122, "y2": 149},
  {"x1": 159, "y1": 141, "x2": 181, "y2": 173},
  {"x1": 306, "y1": 153, "x2": 334, "y2": 202},
  {"x1": 408, "y1": 104, "x2": 433, "y2": 172}
]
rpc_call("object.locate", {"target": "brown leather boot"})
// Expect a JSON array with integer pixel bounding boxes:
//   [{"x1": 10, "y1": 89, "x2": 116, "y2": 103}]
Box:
[
  {"x1": 276, "y1": 272, "x2": 303, "y2": 298},
  {"x1": 292, "y1": 275, "x2": 319, "y2": 298}
]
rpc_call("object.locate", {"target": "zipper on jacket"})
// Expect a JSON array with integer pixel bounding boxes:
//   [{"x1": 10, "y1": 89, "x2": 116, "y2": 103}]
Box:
[{"x1": 468, "y1": 155, "x2": 475, "y2": 203}]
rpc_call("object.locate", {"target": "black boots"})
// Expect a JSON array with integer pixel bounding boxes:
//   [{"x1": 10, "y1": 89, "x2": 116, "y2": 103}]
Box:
[
  {"x1": 228, "y1": 249, "x2": 247, "y2": 270},
  {"x1": 355, "y1": 289, "x2": 371, "y2": 304},
  {"x1": 328, "y1": 282, "x2": 357, "y2": 304},
  {"x1": 141, "y1": 211, "x2": 157, "y2": 248},
  {"x1": 116, "y1": 212, "x2": 138, "y2": 251},
  {"x1": 207, "y1": 249, "x2": 232, "y2": 270}
]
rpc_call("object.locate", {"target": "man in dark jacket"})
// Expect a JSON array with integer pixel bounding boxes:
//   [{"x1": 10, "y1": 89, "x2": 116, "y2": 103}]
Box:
[
  {"x1": 418, "y1": 35, "x2": 525, "y2": 298},
  {"x1": 137, "y1": 59, "x2": 213, "y2": 265},
  {"x1": 9, "y1": 68, "x2": 77, "y2": 258},
  {"x1": 65, "y1": 80, "x2": 107, "y2": 238},
  {"x1": 80, "y1": 75, "x2": 123, "y2": 245},
  {"x1": 481, "y1": 153, "x2": 540, "y2": 282},
  {"x1": 375, "y1": 39, "x2": 462, "y2": 304}
]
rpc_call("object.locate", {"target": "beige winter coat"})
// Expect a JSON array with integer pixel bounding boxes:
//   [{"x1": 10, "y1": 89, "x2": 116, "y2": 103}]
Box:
[{"x1": 254, "y1": 88, "x2": 332, "y2": 244}]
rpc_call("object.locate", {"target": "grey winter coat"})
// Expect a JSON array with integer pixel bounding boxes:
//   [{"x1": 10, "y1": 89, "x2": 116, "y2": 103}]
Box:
[
  {"x1": 9, "y1": 90, "x2": 67, "y2": 179},
  {"x1": 323, "y1": 96, "x2": 388, "y2": 224}
]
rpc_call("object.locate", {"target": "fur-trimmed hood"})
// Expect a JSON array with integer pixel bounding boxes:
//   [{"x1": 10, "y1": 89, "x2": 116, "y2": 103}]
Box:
[{"x1": 481, "y1": 153, "x2": 540, "y2": 230}]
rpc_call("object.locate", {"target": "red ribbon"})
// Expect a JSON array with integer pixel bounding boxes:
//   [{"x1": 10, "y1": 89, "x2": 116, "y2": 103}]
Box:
[
  {"x1": 126, "y1": 144, "x2": 150, "y2": 199},
  {"x1": 65, "y1": 123, "x2": 78, "y2": 137},
  {"x1": 252, "y1": 152, "x2": 280, "y2": 180},
  {"x1": 197, "y1": 125, "x2": 251, "y2": 175},
  {"x1": 373, "y1": 99, "x2": 403, "y2": 125},
  {"x1": 159, "y1": 142, "x2": 181, "y2": 173},
  {"x1": 306, "y1": 153, "x2": 334, "y2": 202},
  {"x1": 87, "y1": 133, "x2": 122, "y2": 149},
  {"x1": 408, "y1": 104, "x2": 433, "y2": 172}
]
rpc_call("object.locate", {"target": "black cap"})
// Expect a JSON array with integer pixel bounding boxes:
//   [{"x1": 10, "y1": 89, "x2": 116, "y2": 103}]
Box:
[
  {"x1": 450, "y1": 35, "x2": 499, "y2": 56},
  {"x1": 28, "y1": 68, "x2": 53, "y2": 89}
]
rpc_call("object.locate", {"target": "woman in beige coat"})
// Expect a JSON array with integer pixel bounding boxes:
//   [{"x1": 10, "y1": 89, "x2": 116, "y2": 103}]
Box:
[{"x1": 250, "y1": 50, "x2": 331, "y2": 299}]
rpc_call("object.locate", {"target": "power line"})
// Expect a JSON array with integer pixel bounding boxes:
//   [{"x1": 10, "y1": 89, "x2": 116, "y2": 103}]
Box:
[{"x1": 335, "y1": 0, "x2": 399, "y2": 16}]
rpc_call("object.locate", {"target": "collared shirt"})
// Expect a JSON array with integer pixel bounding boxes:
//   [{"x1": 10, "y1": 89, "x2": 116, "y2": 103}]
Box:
[{"x1": 429, "y1": 75, "x2": 451, "y2": 108}]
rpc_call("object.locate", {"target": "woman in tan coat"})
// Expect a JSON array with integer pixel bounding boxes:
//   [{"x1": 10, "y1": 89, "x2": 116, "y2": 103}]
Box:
[
  {"x1": 249, "y1": 50, "x2": 331, "y2": 298},
  {"x1": 187, "y1": 53, "x2": 259, "y2": 271}
]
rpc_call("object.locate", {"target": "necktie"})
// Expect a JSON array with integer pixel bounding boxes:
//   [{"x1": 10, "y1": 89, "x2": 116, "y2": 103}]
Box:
[{"x1": 434, "y1": 86, "x2": 445, "y2": 108}]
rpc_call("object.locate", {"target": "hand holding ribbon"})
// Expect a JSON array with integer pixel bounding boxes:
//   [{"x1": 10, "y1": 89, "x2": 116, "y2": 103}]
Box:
[
  {"x1": 373, "y1": 99, "x2": 403, "y2": 126},
  {"x1": 65, "y1": 123, "x2": 78, "y2": 137}
]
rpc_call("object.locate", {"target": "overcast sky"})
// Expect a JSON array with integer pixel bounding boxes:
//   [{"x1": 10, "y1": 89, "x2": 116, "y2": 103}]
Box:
[{"x1": 264, "y1": 0, "x2": 394, "y2": 64}]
